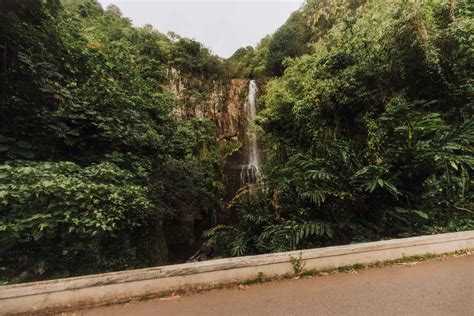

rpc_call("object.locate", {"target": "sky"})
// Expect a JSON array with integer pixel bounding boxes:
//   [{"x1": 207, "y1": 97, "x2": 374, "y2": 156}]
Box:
[{"x1": 97, "y1": 0, "x2": 304, "y2": 58}]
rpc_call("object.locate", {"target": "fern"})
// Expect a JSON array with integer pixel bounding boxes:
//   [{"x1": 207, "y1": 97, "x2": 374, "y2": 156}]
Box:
[
  {"x1": 300, "y1": 190, "x2": 327, "y2": 206},
  {"x1": 230, "y1": 236, "x2": 248, "y2": 257},
  {"x1": 291, "y1": 221, "x2": 334, "y2": 248}
]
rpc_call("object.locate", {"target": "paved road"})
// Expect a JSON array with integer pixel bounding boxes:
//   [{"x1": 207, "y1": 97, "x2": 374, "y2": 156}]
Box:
[{"x1": 75, "y1": 255, "x2": 474, "y2": 316}]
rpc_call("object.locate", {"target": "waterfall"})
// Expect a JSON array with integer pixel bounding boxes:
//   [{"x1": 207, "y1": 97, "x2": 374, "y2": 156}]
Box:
[{"x1": 240, "y1": 80, "x2": 261, "y2": 186}]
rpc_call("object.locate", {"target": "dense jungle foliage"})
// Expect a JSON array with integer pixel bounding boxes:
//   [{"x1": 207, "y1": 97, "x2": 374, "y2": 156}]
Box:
[
  {"x1": 207, "y1": 0, "x2": 474, "y2": 257},
  {"x1": 0, "y1": 0, "x2": 472, "y2": 284},
  {"x1": 0, "y1": 0, "x2": 227, "y2": 283}
]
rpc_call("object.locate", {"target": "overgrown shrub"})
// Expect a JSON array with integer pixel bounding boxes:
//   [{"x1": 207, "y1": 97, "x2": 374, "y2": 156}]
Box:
[{"x1": 0, "y1": 161, "x2": 164, "y2": 284}]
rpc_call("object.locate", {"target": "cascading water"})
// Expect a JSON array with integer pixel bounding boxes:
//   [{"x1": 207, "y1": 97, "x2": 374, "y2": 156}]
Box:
[{"x1": 240, "y1": 80, "x2": 261, "y2": 187}]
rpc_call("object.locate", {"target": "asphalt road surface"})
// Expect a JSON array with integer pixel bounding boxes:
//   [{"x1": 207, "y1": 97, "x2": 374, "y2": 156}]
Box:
[{"x1": 74, "y1": 255, "x2": 474, "y2": 316}]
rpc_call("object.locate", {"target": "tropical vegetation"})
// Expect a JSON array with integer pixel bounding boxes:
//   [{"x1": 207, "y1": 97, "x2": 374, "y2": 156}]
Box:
[
  {"x1": 0, "y1": 0, "x2": 472, "y2": 283},
  {"x1": 206, "y1": 0, "x2": 473, "y2": 257}
]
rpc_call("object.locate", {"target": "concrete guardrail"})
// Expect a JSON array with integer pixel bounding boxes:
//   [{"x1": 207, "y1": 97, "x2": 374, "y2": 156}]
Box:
[{"x1": 1, "y1": 231, "x2": 473, "y2": 315}]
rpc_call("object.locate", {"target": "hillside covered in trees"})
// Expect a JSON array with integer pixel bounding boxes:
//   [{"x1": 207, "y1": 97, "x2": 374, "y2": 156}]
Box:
[
  {"x1": 0, "y1": 0, "x2": 472, "y2": 284},
  {"x1": 0, "y1": 0, "x2": 231, "y2": 283},
  {"x1": 209, "y1": 0, "x2": 473, "y2": 256}
]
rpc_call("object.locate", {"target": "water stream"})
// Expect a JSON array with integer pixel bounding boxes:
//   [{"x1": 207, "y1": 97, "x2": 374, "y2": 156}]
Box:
[{"x1": 240, "y1": 80, "x2": 261, "y2": 186}]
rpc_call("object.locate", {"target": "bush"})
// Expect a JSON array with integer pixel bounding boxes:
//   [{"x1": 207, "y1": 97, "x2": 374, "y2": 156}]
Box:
[{"x1": 0, "y1": 161, "x2": 164, "y2": 284}]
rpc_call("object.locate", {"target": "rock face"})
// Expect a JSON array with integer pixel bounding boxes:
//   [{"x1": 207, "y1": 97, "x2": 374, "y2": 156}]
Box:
[
  {"x1": 165, "y1": 69, "x2": 253, "y2": 255},
  {"x1": 214, "y1": 78, "x2": 249, "y2": 140},
  {"x1": 166, "y1": 70, "x2": 266, "y2": 257},
  {"x1": 168, "y1": 70, "x2": 257, "y2": 201},
  {"x1": 168, "y1": 68, "x2": 249, "y2": 140},
  {"x1": 172, "y1": 72, "x2": 257, "y2": 196}
]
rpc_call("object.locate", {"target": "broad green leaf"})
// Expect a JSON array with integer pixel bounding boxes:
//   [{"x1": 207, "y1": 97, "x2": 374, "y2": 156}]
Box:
[{"x1": 413, "y1": 211, "x2": 429, "y2": 220}]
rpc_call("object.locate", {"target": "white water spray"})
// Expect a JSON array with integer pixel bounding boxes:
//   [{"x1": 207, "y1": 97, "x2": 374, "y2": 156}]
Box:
[{"x1": 240, "y1": 80, "x2": 261, "y2": 185}]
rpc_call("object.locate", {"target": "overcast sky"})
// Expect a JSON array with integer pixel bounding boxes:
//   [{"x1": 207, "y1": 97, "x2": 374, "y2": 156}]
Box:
[{"x1": 97, "y1": 0, "x2": 304, "y2": 58}]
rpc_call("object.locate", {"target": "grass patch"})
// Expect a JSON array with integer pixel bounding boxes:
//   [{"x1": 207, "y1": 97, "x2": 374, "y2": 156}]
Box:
[{"x1": 242, "y1": 272, "x2": 266, "y2": 285}]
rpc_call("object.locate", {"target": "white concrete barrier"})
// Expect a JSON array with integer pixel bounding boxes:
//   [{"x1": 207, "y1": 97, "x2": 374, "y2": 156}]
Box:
[{"x1": 1, "y1": 231, "x2": 473, "y2": 315}]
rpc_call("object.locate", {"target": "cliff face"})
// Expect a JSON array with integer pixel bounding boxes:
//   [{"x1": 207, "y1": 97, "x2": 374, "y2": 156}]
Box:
[
  {"x1": 214, "y1": 78, "x2": 249, "y2": 140},
  {"x1": 168, "y1": 68, "x2": 249, "y2": 140},
  {"x1": 165, "y1": 70, "x2": 251, "y2": 255}
]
